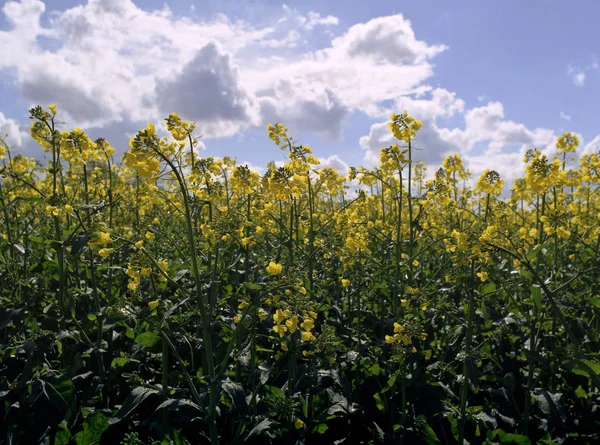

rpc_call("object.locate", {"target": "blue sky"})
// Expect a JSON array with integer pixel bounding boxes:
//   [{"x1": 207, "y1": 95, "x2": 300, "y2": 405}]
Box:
[{"x1": 1, "y1": 0, "x2": 599, "y2": 183}]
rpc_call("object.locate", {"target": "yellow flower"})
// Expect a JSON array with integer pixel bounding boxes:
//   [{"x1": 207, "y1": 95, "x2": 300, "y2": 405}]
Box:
[
  {"x1": 295, "y1": 419, "x2": 304, "y2": 429},
  {"x1": 48, "y1": 104, "x2": 57, "y2": 115},
  {"x1": 98, "y1": 248, "x2": 114, "y2": 258},
  {"x1": 300, "y1": 318, "x2": 314, "y2": 332},
  {"x1": 286, "y1": 315, "x2": 299, "y2": 333},
  {"x1": 233, "y1": 315, "x2": 241, "y2": 324},
  {"x1": 273, "y1": 325, "x2": 287, "y2": 337},
  {"x1": 145, "y1": 231, "x2": 155, "y2": 241},
  {"x1": 266, "y1": 261, "x2": 283, "y2": 275},
  {"x1": 477, "y1": 271, "x2": 488, "y2": 282},
  {"x1": 273, "y1": 309, "x2": 287, "y2": 324},
  {"x1": 238, "y1": 300, "x2": 249, "y2": 310},
  {"x1": 301, "y1": 331, "x2": 316, "y2": 342},
  {"x1": 341, "y1": 278, "x2": 351, "y2": 288},
  {"x1": 258, "y1": 308, "x2": 267, "y2": 320},
  {"x1": 135, "y1": 240, "x2": 144, "y2": 249},
  {"x1": 401, "y1": 299, "x2": 409, "y2": 307},
  {"x1": 148, "y1": 300, "x2": 159, "y2": 310}
]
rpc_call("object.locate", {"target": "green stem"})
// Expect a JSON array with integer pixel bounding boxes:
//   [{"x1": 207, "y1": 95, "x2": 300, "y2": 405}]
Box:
[{"x1": 458, "y1": 261, "x2": 476, "y2": 444}]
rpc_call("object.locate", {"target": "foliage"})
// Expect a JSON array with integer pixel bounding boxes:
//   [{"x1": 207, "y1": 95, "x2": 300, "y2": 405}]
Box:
[{"x1": 0, "y1": 106, "x2": 599, "y2": 444}]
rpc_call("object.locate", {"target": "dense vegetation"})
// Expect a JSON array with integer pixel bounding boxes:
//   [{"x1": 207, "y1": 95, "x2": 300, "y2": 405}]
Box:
[{"x1": 0, "y1": 105, "x2": 599, "y2": 444}]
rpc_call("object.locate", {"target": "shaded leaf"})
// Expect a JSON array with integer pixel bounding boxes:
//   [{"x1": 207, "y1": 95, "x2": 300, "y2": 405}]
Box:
[{"x1": 108, "y1": 386, "x2": 159, "y2": 425}]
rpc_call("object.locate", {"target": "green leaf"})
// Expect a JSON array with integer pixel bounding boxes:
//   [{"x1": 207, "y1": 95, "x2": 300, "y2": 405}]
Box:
[
  {"x1": 531, "y1": 286, "x2": 542, "y2": 309},
  {"x1": 491, "y1": 429, "x2": 531, "y2": 445},
  {"x1": 588, "y1": 295, "x2": 600, "y2": 309},
  {"x1": 311, "y1": 424, "x2": 329, "y2": 435},
  {"x1": 75, "y1": 411, "x2": 109, "y2": 445},
  {"x1": 575, "y1": 385, "x2": 588, "y2": 399},
  {"x1": 420, "y1": 421, "x2": 440, "y2": 444},
  {"x1": 111, "y1": 357, "x2": 129, "y2": 368},
  {"x1": 373, "y1": 392, "x2": 385, "y2": 412},
  {"x1": 0, "y1": 306, "x2": 23, "y2": 330},
  {"x1": 482, "y1": 282, "x2": 496, "y2": 295},
  {"x1": 526, "y1": 244, "x2": 548, "y2": 261},
  {"x1": 221, "y1": 378, "x2": 248, "y2": 412},
  {"x1": 569, "y1": 359, "x2": 600, "y2": 379},
  {"x1": 367, "y1": 363, "x2": 382, "y2": 376},
  {"x1": 246, "y1": 418, "x2": 273, "y2": 439},
  {"x1": 55, "y1": 423, "x2": 71, "y2": 445},
  {"x1": 244, "y1": 282, "x2": 264, "y2": 290},
  {"x1": 134, "y1": 331, "x2": 161, "y2": 348},
  {"x1": 108, "y1": 386, "x2": 159, "y2": 425}
]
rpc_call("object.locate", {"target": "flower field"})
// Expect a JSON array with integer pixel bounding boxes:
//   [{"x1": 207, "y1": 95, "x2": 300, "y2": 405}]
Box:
[{"x1": 0, "y1": 105, "x2": 599, "y2": 444}]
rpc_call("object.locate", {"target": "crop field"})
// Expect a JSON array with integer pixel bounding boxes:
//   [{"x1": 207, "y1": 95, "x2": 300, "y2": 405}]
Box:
[{"x1": 0, "y1": 105, "x2": 599, "y2": 444}]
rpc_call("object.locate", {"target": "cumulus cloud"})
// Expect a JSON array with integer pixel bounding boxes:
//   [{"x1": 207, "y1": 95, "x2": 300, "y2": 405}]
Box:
[
  {"x1": 258, "y1": 78, "x2": 350, "y2": 140},
  {"x1": 0, "y1": 112, "x2": 25, "y2": 148},
  {"x1": 316, "y1": 155, "x2": 349, "y2": 174},
  {"x1": 2, "y1": 0, "x2": 447, "y2": 149},
  {"x1": 154, "y1": 42, "x2": 257, "y2": 137},
  {"x1": 359, "y1": 99, "x2": 560, "y2": 185},
  {"x1": 582, "y1": 135, "x2": 600, "y2": 156},
  {"x1": 0, "y1": 0, "x2": 584, "y2": 190},
  {"x1": 329, "y1": 14, "x2": 446, "y2": 65},
  {"x1": 359, "y1": 88, "x2": 465, "y2": 166}
]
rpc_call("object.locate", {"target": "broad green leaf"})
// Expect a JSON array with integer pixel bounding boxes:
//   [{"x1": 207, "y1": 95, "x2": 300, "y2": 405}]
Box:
[
  {"x1": 575, "y1": 385, "x2": 588, "y2": 399},
  {"x1": 75, "y1": 411, "x2": 109, "y2": 445},
  {"x1": 311, "y1": 424, "x2": 328, "y2": 435},
  {"x1": 482, "y1": 282, "x2": 496, "y2": 295},
  {"x1": 134, "y1": 331, "x2": 161, "y2": 348},
  {"x1": 111, "y1": 357, "x2": 129, "y2": 368},
  {"x1": 54, "y1": 423, "x2": 71, "y2": 445},
  {"x1": 108, "y1": 386, "x2": 159, "y2": 425}
]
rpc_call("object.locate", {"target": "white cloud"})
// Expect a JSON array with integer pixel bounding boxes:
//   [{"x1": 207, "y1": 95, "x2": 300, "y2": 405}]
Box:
[
  {"x1": 258, "y1": 78, "x2": 350, "y2": 140},
  {"x1": 1, "y1": 0, "x2": 446, "y2": 148},
  {"x1": 154, "y1": 41, "x2": 258, "y2": 138},
  {"x1": 0, "y1": 112, "x2": 25, "y2": 148},
  {"x1": 567, "y1": 57, "x2": 598, "y2": 87},
  {"x1": 582, "y1": 135, "x2": 600, "y2": 155},
  {"x1": 573, "y1": 72, "x2": 586, "y2": 86},
  {"x1": 281, "y1": 5, "x2": 339, "y2": 31},
  {"x1": 316, "y1": 155, "x2": 349, "y2": 174},
  {"x1": 560, "y1": 111, "x2": 571, "y2": 121},
  {"x1": 302, "y1": 11, "x2": 339, "y2": 31},
  {"x1": 359, "y1": 99, "x2": 560, "y2": 186},
  {"x1": 329, "y1": 14, "x2": 446, "y2": 65},
  {"x1": 0, "y1": 0, "x2": 584, "y2": 190}
]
